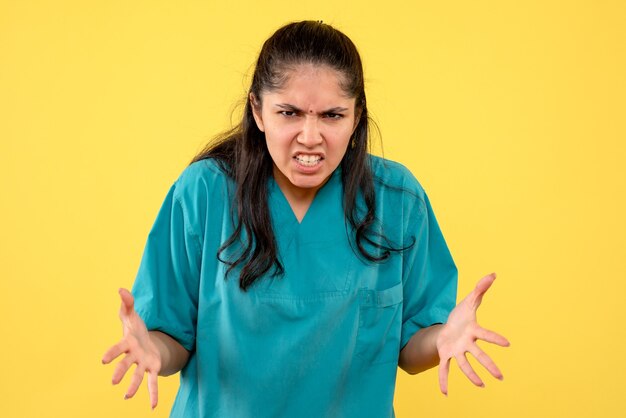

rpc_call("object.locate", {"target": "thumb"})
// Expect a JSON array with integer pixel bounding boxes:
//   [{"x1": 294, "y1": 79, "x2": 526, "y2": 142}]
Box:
[
  {"x1": 118, "y1": 288, "x2": 135, "y2": 317},
  {"x1": 472, "y1": 272, "x2": 496, "y2": 309}
]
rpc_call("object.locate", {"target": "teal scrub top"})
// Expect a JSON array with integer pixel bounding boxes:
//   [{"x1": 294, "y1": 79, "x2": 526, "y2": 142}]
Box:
[{"x1": 132, "y1": 155, "x2": 458, "y2": 418}]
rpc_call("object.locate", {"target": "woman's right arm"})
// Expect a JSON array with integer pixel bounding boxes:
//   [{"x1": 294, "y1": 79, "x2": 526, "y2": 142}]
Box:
[
  {"x1": 101, "y1": 288, "x2": 190, "y2": 409},
  {"x1": 148, "y1": 330, "x2": 190, "y2": 376}
]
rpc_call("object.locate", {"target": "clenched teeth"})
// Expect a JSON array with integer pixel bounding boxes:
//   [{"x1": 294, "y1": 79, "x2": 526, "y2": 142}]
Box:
[{"x1": 295, "y1": 154, "x2": 323, "y2": 166}]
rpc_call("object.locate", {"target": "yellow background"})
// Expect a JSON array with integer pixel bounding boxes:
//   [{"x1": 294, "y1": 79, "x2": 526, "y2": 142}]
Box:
[{"x1": 1, "y1": 1, "x2": 625, "y2": 417}]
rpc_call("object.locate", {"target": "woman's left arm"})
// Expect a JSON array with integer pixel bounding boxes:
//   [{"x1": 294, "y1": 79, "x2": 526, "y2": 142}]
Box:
[{"x1": 398, "y1": 273, "x2": 510, "y2": 395}]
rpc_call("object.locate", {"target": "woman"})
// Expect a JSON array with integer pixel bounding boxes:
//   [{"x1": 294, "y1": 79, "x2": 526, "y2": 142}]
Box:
[{"x1": 102, "y1": 20, "x2": 509, "y2": 417}]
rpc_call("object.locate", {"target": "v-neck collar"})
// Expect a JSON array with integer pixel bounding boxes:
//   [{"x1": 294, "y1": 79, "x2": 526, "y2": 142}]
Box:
[{"x1": 268, "y1": 167, "x2": 343, "y2": 230}]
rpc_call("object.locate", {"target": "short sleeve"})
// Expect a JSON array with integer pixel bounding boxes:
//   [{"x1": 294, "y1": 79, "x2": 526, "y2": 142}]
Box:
[
  {"x1": 400, "y1": 192, "x2": 458, "y2": 350},
  {"x1": 131, "y1": 182, "x2": 202, "y2": 352}
]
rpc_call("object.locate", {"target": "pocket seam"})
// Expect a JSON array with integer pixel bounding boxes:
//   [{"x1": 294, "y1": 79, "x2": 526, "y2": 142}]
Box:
[
  {"x1": 256, "y1": 260, "x2": 355, "y2": 302},
  {"x1": 355, "y1": 282, "x2": 404, "y2": 365}
]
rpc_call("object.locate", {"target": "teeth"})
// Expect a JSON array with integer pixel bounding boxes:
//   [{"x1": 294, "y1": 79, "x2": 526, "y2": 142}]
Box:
[{"x1": 295, "y1": 155, "x2": 322, "y2": 166}]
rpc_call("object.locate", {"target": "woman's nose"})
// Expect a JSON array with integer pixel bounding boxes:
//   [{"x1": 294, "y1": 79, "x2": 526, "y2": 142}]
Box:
[{"x1": 297, "y1": 116, "x2": 323, "y2": 146}]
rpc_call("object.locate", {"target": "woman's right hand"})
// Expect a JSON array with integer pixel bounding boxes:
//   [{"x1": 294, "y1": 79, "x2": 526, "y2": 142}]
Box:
[{"x1": 102, "y1": 288, "x2": 161, "y2": 409}]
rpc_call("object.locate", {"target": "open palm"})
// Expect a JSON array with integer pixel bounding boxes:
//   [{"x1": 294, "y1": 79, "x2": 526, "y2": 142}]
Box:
[
  {"x1": 436, "y1": 273, "x2": 510, "y2": 395},
  {"x1": 101, "y1": 288, "x2": 161, "y2": 409}
]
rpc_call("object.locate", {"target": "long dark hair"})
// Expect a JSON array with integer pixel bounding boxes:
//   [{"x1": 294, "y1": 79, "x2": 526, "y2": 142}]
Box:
[{"x1": 192, "y1": 21, "x2": 408, "y2": 291}]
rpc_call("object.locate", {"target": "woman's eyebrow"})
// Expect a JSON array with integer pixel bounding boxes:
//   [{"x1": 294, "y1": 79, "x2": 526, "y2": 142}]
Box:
[
  {"x1": 275, "y1": 103, "x2": 349, "y2": 114},
  {"x1": 324, "y1": 106, "x2": 349, "y2": 113},
  {"x1": 275, "y1": 103, "x2": 302, "y2": 112}
]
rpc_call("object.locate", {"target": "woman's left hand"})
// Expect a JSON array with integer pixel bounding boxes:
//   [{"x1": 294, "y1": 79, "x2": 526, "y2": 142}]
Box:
[{"x1": 436, "y1": 272, "x2": 510, "y2": 395}]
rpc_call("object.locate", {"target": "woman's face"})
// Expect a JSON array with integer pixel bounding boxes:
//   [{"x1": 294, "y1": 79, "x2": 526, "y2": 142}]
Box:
[{"x1": 251, "y1": 64, "x2": 358, "y2": 199}]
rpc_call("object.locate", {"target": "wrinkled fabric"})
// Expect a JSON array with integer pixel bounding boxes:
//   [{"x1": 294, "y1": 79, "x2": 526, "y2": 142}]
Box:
[{"x1": 132, "y1": 155, "x2": 457, "y2": 418}]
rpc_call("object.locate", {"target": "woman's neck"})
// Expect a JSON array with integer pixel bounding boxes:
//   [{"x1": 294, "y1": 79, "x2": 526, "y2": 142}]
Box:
[{"x1": 272, "y1": 166, "x2": 331, "y2": 223}]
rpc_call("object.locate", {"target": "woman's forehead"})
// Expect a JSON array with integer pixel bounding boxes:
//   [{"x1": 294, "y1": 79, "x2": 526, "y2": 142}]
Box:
[{"x1": 263, "y1": 64, "x2": 354, "y2": 104}]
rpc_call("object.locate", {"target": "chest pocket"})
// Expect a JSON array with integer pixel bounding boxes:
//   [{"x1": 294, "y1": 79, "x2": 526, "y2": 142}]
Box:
[
  {"x1": 355, "y1": 282, "x2": 404, "y2": 365},
  {"x1": 255, "y1": 241, "x2": 354, "y2": 302}
]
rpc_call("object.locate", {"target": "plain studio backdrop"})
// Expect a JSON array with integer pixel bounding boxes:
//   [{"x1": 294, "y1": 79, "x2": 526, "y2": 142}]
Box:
[{"x1": 1, "y1": 1, "x2": 624, "y2": 417}]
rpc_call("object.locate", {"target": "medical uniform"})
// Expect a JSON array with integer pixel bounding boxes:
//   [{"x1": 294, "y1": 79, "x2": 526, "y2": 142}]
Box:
[{"x1": 132, "y1": 155, "x2": 457, "y2": 418}]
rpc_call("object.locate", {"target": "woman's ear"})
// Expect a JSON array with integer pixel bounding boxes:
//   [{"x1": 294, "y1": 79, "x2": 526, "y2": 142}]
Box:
[{"x1": 250, "y1": 93, "x2": 265, "y2": 132}]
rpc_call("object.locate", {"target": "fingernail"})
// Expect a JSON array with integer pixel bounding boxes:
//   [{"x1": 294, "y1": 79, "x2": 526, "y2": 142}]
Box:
[
  {"x1": 499, "y1": 375, "x2": 504, "y2": 381},
  {"x1": 124, "y1": 394, "x2": 129, "y2": 400}
]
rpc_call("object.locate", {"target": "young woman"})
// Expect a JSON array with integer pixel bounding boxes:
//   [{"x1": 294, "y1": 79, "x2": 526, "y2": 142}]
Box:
[{"x1": 102, "y1": 20, "x2": 509, "y2": 417}]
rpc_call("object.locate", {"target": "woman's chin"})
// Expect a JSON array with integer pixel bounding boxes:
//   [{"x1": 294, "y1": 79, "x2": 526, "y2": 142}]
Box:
[
  {"x1": 273, "y1": 163, "x2": 334, "y2": 196},
  {"x1": 286, "y1": 172, "x2": 331, "y2": 193}
]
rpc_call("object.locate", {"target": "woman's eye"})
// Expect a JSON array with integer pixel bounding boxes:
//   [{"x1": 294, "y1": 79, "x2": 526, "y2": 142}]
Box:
[
  {"x1": 280, "y1": 111, "x2": 297, "y2": 117},
  {"x1": 325, "y1": 113, "x2": 343, "y2": 119}
]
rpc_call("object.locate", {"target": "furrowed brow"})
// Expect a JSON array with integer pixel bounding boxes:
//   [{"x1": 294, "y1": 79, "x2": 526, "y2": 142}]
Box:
[
  {"x1": 275, "y1": 103, "x2": 349, "y2": 114},
  {"x1": 275, "y1": 103, "x2": 303, "y2": 112},
  {"x1": 324, "y1": 107, "x2": 349, "y2": 113}
]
